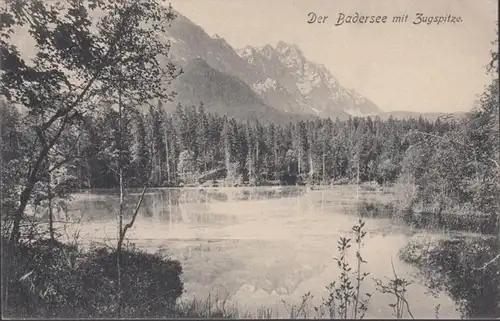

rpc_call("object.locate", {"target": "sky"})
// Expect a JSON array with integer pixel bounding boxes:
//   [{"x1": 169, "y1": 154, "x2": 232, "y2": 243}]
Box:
[{"x1": 169, "y1": 0, "x2": 498, "y2": 113}]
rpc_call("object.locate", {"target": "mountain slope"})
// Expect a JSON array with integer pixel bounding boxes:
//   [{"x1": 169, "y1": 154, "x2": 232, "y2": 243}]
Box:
[
  {"x1": 158, "y1": 12, "x2": 306, "y2": 116},
  {"x1": 167, "y1": 58, "x2": 311, "y2": 124},
  {"x1": 237, "y1": 42, "x2": 382, "y2": 118},
  {"x1": 160, "y1": 11, "x2": 379, "y2": 120}
]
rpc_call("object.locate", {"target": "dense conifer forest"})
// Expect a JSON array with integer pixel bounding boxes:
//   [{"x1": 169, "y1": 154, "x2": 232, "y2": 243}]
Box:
[{"x1": 3, "y1": 93, "x2": 498, "y2": 234}]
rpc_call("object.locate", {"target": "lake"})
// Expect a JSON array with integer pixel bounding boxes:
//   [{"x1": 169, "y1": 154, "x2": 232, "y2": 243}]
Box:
[{"x1": 59, "y1": 185, "x2": 461, "y2": 318}]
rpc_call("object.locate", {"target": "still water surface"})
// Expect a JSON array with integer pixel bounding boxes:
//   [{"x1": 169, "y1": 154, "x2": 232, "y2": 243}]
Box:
[{"x1": 64, "y1": 185, "x2": 460, "y2": 318}]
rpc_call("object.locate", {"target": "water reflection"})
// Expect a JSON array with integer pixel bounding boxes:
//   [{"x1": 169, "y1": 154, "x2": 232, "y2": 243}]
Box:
[
  {"x1": 72, "y1": 187, "x2": 307, "y2": 224},
  {"x1": 65, "y1": 186, "x2": 467, "y2": 318},
  {"x1": 400, "y1": 235, "x2": 500, "y2": 318}
]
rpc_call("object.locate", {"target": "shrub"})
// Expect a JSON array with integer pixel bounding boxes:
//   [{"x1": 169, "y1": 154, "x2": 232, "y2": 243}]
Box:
[
  {"x1": 316, "y1": 219, "x2": 371, "y2": 319},
  {"x1": 2, "y1": 239, "x2": 184, "y2": 318},
  {"x1": 356, "y1": 202, "x2": 397, "y2": 219},
  {"x1": 2, "y1": 238, "x2": 84, "y2": 318},
  {"x1": 400, "y1": 236, "x2": 500, "y2": 318},
  {"x1": 76, "y1": 246, "x2": 184, "y2": 318}
]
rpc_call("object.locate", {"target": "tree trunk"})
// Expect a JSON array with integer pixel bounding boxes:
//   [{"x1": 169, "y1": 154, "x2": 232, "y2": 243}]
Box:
[
  {"x1": 356, "y1": 155, "x2": 360, "y2": 198},
  {"x1": 248, "y1": 144, "x2": 253, "y2": 182},
  {"x1": 274, "y1": 147, "x2": 278, "y2": 181},
  {"x1": 225, "y1": 140, "x2": 230, "y2": 182},
  {"x1": 255, "y1": 143, "x2": 259, "y2": 182},
  {"x1": 322, "y1": 150, "x2": 326, "y2": 184},
  {"x1": 10, "y1": 140, "x2": 59, "y2": 243},
  {"x1": 86, "y1": 156, "x2": 92, "y2": 188},
  {"x1": 117, "y1": 166, "x2": 124, "y2": 318},
  {"x1": 116, "y1": 84, "x2": 124, "y2": 318},
  {"x1": 48, "y1": 171, "x2": 54, "y2": 241},
  {"x1": 298, "y1": 149, "x2": 301, "y2": 176},
  {"x1": 11, "y1": 183, "x2": 35, "y2": 243},
  {"x1": 309, "y1": 150, "x2": 314, "y2": 182},
  {"x1": 158, "y1": 150, "x2": 162, "y2": 185},
  {"x1": 164, "y1": 128, "x2": 170, "y2": 184}
]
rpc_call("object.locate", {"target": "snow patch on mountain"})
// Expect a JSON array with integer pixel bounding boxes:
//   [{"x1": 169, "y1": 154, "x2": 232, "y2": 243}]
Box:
[
  {"x1": 155, "y1": 31, "x2": 178, "y2": 44},
  {"x1": 161, "y1": 10, "x2": 381, "y2": 119},
  {"x1": 277, "y1": 47, "x2": 304, "y2": 69},
  {"x1": 237, "y1": 41, "x2": 381, "y2": 117},
  {"x1": 348, "y1": 89, "x2": 368, "y2": 104},
  {"x1": 345, "y1": 108, "x2": 377, "y2": 118},
  {"x1": 253, "y1": 78, "x2": 278, "y2": 94},
  {"x1": 238, "y1": 46, "x2": 255, "y2": 59},
  {"x1": 309, "y1": 106, "x2": 321, "y2": 115}
]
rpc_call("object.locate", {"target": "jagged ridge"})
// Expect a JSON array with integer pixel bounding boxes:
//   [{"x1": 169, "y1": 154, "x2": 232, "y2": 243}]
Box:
[
  {"x1": 160, "y1": 10, "x2": 381, "y2": 120},
  {"x1": 237, "y1": 41, "x2": 382, "y2": 118}
]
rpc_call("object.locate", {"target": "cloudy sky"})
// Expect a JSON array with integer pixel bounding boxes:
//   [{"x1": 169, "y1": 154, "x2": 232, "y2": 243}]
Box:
[{"x1": 170, "y1": 0, "x2": 498, "y2": 113}]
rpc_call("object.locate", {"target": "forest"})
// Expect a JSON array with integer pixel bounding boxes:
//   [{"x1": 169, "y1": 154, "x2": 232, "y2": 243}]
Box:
[
  {"x1": 0, "y1": 99, "x2": 453, "y2": 190},
  {"x1": 3, "y1": 94, "x2": 499, "y2": 234}
]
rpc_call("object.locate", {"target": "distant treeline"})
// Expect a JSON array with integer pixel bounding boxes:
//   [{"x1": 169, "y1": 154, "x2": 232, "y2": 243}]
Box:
[
  {"x1": 2, "y1": 90, "x2": 498, "y2": 232},
  {"x1": 0, "y1": 101, "x2": 458, "y2": 189}
]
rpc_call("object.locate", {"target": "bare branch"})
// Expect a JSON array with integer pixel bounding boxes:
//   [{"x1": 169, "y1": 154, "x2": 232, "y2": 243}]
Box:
[
  {"x1": 473, "y1": 252, "x2": 500, "y2": 271},
  {"x1": 120, "y1": 184, "x2": 147, "y2": 240},
  {"x1": 407, "y1": 130, "x2": 499, "y2": 169},
  {"x1": 490, "y1": 159, "x2": 500, "y2": 169},
  {"x1": 407, "y1": 130, "x2": 468, "y2": 147},
  {"x1": 117, "y1": 104, "x2": 158, "y2": 247},
  {"x1": 40, "y1": 21, "x2": 126, "y2": 133}
]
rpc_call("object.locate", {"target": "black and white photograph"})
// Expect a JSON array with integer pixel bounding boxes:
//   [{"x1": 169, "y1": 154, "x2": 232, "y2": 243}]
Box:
[{"x1": 1, "y1": 0, "x2": 499, "y2": 319}]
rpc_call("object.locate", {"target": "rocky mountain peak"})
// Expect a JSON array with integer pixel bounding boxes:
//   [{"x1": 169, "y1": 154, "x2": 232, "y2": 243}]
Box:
[
  {"x1": 162, "y1": 10, "x2": 381, "y2": 119},
  {"x1": 258, "y1": 44, "x2": 275, "y2": 59},
  {"x1": 275, "y1": 41, "x2": 302, "y2": 54},
  {"x1": 237, "y1": 42, "x2": 381, "y2": 116}
]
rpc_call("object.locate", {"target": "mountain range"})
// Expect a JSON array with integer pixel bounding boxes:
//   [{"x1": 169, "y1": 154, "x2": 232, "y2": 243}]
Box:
[
  {"x1": 6, "y1": 7, "x2": 463, "y2": 123},
  {"x1": 158, "y1": 10, "x2": 460, "y2": 123}
]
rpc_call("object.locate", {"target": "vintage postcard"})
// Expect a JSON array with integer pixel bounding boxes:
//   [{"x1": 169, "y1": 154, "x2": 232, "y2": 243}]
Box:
[{"x1": 1, "y1": 0, "x2": 498, "y2": 319}]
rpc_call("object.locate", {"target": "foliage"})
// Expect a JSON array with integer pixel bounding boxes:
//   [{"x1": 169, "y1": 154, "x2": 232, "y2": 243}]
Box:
[
  {"x1": 400, "y1": 236, "x2": 500, "y2": 319},
  {"x1": 2, "y1": 238, "x2": 184, "y2": 318},
  {"x1": 171, "y1": 293, "x2": 240, "y2": 318},
  {"x1": 374, "y1": 261, "x2": 414, "y2": 319},
  {"x1": 1, "y1": 0, "x2": 180, "y2": 243},
  {"x1": 0, "y1": 102, "x2": 29, "y2": 233},
  {"x1": 2, "y1": 237, "x2": 84, "y2": 318},
  {"x1": 77, "y1": 246, "x2": 184, "y2": 318},
  {"x1": 318, "y1": 219, "x2": 371, "y2": 319},
  {"x1": 391, "y1": 30, "x2": 499, "y2": 236}
]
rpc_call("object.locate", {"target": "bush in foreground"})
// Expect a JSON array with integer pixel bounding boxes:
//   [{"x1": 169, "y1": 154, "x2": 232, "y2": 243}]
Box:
[
  {"x1": 77, "y1": 246, "x2": 183, "y2": 318},
  {"x1": 2, "y1": 239, "x2": 184, "y2": 318}
]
